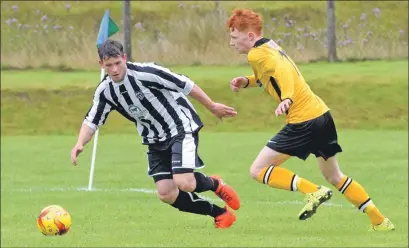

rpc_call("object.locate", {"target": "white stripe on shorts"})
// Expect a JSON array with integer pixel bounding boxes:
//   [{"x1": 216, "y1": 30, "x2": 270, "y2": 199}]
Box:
[{"x1": 181, "y1": 133, "x2": 196, "y2": 169}]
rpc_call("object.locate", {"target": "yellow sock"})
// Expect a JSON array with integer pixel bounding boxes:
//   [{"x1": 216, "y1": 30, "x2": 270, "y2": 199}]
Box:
[
  {"x1": 365, "y1": 204, "x2": 385, "y2": 225},
  {"x1": 336, "y1": 175, "x2": 385, "y2": 225},
  {"x1": 258, "y1": 166, "x2": 319, "y2": 193},
  {"x1": 296, "y1": 177, "x2": 320, "y2": 194}
]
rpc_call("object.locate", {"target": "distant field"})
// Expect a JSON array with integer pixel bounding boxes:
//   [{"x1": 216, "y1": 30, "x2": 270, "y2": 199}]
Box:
[
  {"x1": 1, "y1": 60, "x2": 407, "y2": 89},
  {"x1": 1, "y1": 131, "x2": 408, "y2": 247},
  {"x1": 1, "y1": 61, "x2": 408, "y2": 135}
]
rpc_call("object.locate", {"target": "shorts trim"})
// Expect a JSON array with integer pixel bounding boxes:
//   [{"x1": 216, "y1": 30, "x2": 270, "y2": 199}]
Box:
[{"x1": 149, "y1": 172, "x2": 171, "y2": 177}]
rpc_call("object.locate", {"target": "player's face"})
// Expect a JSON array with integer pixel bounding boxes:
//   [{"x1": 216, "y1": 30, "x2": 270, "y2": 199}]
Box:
[
  {"x1": 229, "y1": 28, "x2": 255, "y2": 54},
  {"x1": 99, "y1": 54, "x2": 127, "y2": 83}
]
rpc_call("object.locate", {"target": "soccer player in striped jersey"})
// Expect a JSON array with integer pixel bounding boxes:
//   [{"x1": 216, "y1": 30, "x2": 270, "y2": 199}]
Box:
[
  {"x1": 225, "y1": 8, "x2": 394, "y2": 231},
  {"x1": 70, "y1": 39, "x2": 239, "y2": 228}
]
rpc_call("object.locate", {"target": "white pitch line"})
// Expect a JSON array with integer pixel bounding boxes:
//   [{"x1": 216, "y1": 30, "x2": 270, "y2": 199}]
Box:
[{"x1": 1, "y1": 187, "x2": 350, "y2": 208}]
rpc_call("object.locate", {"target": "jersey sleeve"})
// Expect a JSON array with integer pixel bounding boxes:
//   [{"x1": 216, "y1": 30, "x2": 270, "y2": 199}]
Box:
[
  {"x1": 154, "y1": 68, "x2": 195, "y2": 95},
  {"x1": 83, "y1": 87, "x2": 113, "y2": 131},
  {"x1": 129, "y1": 62, "x2": 195, "y2": 95},
  {"x1": 244, "y1": 75, "x2": 258, "y2": 88}
]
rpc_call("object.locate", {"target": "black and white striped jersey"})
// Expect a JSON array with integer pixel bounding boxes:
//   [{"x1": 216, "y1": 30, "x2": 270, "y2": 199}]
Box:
[{"x1": 83, "y1": 62, "x2": 203, "y2": 144}]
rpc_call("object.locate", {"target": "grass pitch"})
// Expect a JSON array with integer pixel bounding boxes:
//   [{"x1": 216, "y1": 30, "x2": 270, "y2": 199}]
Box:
[{"x1": 1, "y1": 131, "x2": 407, "y2": 247}]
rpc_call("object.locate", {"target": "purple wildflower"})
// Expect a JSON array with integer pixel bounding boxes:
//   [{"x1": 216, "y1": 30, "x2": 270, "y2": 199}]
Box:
[
  {"x1": 11, "y1": 5, "x2": 18, "y2": 11},
  {"x1": 134, "y1": 22, "x2": 143, "y2": 30},
  {"x1": 285, "y1": 20, "x2": 294, "y2": 28},
  {"x1": 343, "y1": 38, "x2": 353, "y2": 45},
  {"x1": 41, "y1": 15, "x2": 47, "y2": 21},
  {"x1": 360, "y1": 13, "x2": 367, "y2": 21},
  {"x1": 53, "y1": 24, "x2": 62, "y2": 30},
  {"x1": 65, "y1": 4, "x2": 71, "y2": 11},
  {"x1": 372, "y1": 8, "x2": 380, "y2": 17}
]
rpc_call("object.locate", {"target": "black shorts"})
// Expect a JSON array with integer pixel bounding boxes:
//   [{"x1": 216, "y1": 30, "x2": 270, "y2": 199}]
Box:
[
  {"x1": 147, "y1": 132, "x2": 205, "y2": 183},
  {"x1": 266, "y1": 111, "x2": 342, "y2": 161}
]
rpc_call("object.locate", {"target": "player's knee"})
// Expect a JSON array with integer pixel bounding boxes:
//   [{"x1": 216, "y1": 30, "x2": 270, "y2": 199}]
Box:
[
  {"x1": 323, "y1": 173, "x2": 343, "y2": 186},
  {"x1": 249, "y1": 166, "x2": 261, "y2": 181},
  {"x1": 156, "y1": 182, "x2": 178, "y2": 204},
  {"x1": 157, "y1": 187, "x2": 178, "y2": 204},
  {"x1": 174, "y1": 174, "x2": 196, "y2": 192}
]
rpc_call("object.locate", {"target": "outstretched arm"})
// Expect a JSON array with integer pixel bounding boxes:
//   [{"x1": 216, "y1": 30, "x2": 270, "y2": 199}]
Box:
[
  {"x1": 71, "y1": 124, "x2": 95, "y2": 166},
  {"x1": 71, "y1": 86, "x2": 112, "y2": 166},
  {"x1": 188, "y1": 84, "x2": 237, "y2": 119}
]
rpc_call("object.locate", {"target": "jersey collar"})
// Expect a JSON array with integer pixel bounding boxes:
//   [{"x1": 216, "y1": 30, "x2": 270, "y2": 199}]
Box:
[{"x1": 253, "y1": 38, "x2": 270, "y2": 48}]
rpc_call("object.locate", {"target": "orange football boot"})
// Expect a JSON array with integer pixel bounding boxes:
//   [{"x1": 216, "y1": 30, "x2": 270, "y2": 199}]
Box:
[
  {"x1": 211, "y1": 175, "x2": 241, "y2": 210},
  {"x1": 214, "y1": 207, "x2": 237, "y2": 229}
]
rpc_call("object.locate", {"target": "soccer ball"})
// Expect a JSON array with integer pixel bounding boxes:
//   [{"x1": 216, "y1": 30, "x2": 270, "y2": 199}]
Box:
[{"x1": 37, "y1": 205, "x2": 71, "y2": 236}]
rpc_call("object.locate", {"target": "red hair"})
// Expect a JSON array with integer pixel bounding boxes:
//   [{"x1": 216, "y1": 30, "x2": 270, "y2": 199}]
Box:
[{"x1": 226, "y1": 8, "x2": 263, "y2": 35}]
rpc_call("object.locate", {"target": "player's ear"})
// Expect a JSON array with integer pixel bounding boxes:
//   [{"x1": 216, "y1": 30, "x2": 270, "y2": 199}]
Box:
[
  {"x1": 122, "y1": 53, "x2": 128, "y2": 62},
  {"x1": 248, "y1": 32, "x2": 255, "y2": 41},
  {"x1": 98, "y1": 60, "x2": 103, "y2": 67}
]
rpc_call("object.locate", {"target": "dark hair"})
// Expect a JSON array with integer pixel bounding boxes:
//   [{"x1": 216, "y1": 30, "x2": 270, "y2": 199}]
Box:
[{"x1": 97, "y1": 39, "x2": 124, "y2": 61}]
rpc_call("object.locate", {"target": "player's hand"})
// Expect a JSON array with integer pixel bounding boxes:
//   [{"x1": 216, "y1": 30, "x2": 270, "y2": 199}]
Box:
[
  {"x1": 71, "y1": 143, "x2": 84, "y2": 166},
  {"x1": 210, "y1": 103, "x2": 237, "y2": 119},
  {"x1": 275, "y1": 99, "x2": 292, "y2": 116},
  {"x1": 230, "y1": 77, "x2": 248, "y2": 92}
]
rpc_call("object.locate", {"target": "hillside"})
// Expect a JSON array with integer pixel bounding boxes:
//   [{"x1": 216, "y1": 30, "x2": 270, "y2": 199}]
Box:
[{"x1": 1, "y1": 1, "x2": 408, "y2": 69}]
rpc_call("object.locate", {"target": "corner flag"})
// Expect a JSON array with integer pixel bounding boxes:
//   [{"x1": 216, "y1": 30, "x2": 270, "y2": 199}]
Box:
[
  {"x1": 96, "y1": 10, "x2": 120, "y2": 48},
  {"x1": 88, "y1": 10, "x2": 120, "y2": 191}
]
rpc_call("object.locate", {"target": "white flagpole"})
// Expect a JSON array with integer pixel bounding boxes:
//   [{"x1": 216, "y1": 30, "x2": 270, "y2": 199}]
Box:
[{"x1": 88, "y1": 67, "x2": 105, "y2": 191}]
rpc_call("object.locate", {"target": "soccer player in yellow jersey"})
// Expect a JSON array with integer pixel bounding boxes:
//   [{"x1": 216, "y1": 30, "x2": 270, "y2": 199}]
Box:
[{"x1": 226, "y1": 8, "x2": 394, "y2": 231}]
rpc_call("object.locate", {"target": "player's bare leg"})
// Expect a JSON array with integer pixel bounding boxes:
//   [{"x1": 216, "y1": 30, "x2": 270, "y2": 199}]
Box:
[
  {"x1": 171, "y1": 173, "x2": 237, "y2": 228},
  {"x1": 317, "y1": 156, "x2": 394, "y2": 231},
  {"x1": 250, "y1": 146, "x2": 332, "y2": 220}
]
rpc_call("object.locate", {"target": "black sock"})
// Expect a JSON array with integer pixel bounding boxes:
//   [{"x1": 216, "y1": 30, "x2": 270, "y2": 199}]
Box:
[
  {"x1": 209, "y1": 205, "x2": 226, "y2": 218},
  {"x1": 193, "y1": 172, "x2": 219, "y2": 193},
  {"x1": 171, "y1": 190, "x2": 226, "y2": 217}
]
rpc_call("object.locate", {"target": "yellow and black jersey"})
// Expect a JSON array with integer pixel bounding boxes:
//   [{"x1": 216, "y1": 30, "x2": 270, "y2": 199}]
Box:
[{"x1": 245, "y1": 38, "x2": 329, "y2": 124}]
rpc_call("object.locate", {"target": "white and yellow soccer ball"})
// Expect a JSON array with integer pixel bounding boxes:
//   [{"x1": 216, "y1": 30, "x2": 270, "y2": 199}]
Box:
[{"x1": 37, "y1": 205, "x2": 71, "y2": 236}]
